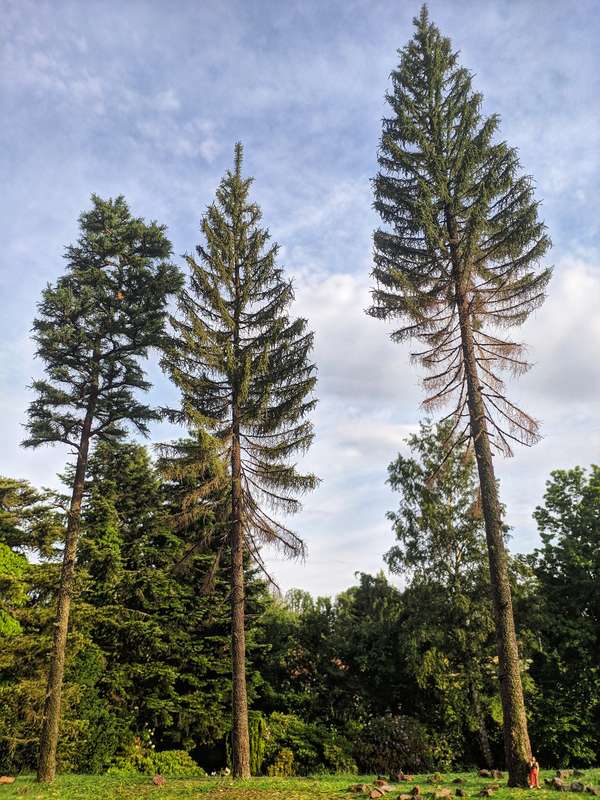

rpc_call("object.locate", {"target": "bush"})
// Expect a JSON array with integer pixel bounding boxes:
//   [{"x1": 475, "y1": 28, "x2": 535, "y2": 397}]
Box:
[
  {"x1": 321, "y1": 728, "x2": 357, "y2": 774},
  {"x1": 262, "y1": 712, "x2": 356, "y2": 776},
  {"x1": 249, "y1": 711, "x2": 268, "y2": 776},
  {"x1": 353, "y1": 713, "x2": 431, "y2": 774},
  {"x1": 153, "y1": 749, "x2": 206, "y2": 776},
  {"x1": 108, "y1": 735, "x2": 205, "y2": 776},
  {"x1": 266, "y1": 747, "x2": 295, "y2": 776}
]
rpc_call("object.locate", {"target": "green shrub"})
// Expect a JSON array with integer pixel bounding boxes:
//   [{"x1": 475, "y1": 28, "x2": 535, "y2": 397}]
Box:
[
  {"x1": 107, "y1": 735, "x2": 155, "y2": 775},
  {"x1": 261, "y1": 712, "x2": 356, "y2": 776},
  {"x1": 249, "y1": 711, "x2": 268, "y2": 776},
  {"x1": 322, "y1": 736, "x2": 357, "y2": 774},
  {"x1": 108, "y1": 732, "x2": 205, "y2": 776},
  {"x1": 153, "y1": 749, "x2": 206, "y2": 776},
  {"x1": 266, "y1": 747, "x2": 295, "y2": 776}
]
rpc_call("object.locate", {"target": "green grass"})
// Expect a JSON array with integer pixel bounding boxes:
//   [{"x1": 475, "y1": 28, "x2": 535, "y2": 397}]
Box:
[{"x1": 1, "y1": 770, "x2": 599, "y2": 800}]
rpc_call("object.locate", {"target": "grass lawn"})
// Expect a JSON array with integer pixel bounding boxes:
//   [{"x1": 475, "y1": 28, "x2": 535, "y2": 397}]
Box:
[{"x1": 1, "y1": 770, "x2": 599, "y2": 800}]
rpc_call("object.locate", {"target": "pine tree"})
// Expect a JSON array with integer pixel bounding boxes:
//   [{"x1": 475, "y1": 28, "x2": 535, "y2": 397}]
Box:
[
  {"x1": 23, "y1": 195, "x2": 181, "y2": 782},
  {"x1": 368, "y1": 8, "x2": 551, "y2": 785},
  {"x1": 162, "y1": 144, "x2": 318, "y2": 777}
]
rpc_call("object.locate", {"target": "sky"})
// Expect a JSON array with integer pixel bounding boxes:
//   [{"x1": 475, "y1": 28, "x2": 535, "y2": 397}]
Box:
[{"x1": 1, "y1": 0, "x2": 599, "y2": 597}]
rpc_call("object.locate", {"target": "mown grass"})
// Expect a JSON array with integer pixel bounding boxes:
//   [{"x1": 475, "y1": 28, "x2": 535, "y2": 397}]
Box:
[{"x1": 2, "y1": 769, "x2": 599, "y2": 800}]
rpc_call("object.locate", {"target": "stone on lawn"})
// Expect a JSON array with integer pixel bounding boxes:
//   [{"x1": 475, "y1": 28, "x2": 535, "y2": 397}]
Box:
[
  {"x1": 571, "y1": 782, "x2": 586, "y2": 793},
  {"x1": 491, "y1": 771, "x2": 503, "y2": 780},
  {"x1": 456, "y1": 790, "x2": 467, "y2": 798},
  {"x1": 552, "y1": 778, "x2": 565, "y2": 791},
  {"x1": 0, "y1": 777, "x2": 15, "y2": 785},
  {"x1": 348, "y1": 784, "x2": 370, "y2": 794},
  {"x1": 453, "y1": 778, "x2": 466, "y2": 785},
  {"x1": 557, "y1": 771, "x2": 573, "y2": 780},
  {"x1": 585, "y1": 788, "x2": 600, "y2": 797},
  {"x1": 152, "y1": 773, "x2": 166, "y2": 786},
  {"x1": 479, "y1": 771, "x2": 492, "y2": 779},
  {"x1": 479, "y1": 789, "x2": 494, "y2": 797}
]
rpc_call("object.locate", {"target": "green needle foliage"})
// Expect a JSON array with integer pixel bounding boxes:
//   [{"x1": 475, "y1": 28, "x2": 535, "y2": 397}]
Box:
[
  {"x1": 24, "y1": 196, "x2": 181, "y2": 450},
  {"x1": 77, "y1": 442, "x2": 235, "y2": 757},
  {"x1": 23, "y1": 195, "x2": 182, "y2": 783},
  {"x1": 0, "y1": 477, "x2": 64, "y2": 558},
  {"x1": 162, "y1": 143, "x2": 318, "y2": 777},
  {"x1": 370, "y1": 8, "x2": 551, "y2": 457},
  {"x1": 368, "y1": 7, "x2": 551, "y2": 785}
]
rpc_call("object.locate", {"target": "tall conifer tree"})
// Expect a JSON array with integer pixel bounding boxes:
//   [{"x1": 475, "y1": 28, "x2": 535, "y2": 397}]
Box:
[
  {"x1": 368, "y1": 8, "x2": 551, "y2": 785},
  {"x1": 162, "y1": 144, "x2": 318, "y2": 777},
  {"x1": 23, "y1": 195, "x2": 181, "y2": 782}
]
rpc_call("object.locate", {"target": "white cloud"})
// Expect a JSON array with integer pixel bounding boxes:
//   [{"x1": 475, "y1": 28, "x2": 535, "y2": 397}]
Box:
[
  {"x1": 154, "y1": 88, "x2": 180, "y2": 112},
  {"x1": 1, "y1": 0, "x2": 598, "y2": 597}
]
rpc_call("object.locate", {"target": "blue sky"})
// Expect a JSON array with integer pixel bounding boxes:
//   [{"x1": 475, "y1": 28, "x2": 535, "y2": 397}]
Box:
[{"x1": 1, "y1": 0, "x2": 599, "y2": 595}]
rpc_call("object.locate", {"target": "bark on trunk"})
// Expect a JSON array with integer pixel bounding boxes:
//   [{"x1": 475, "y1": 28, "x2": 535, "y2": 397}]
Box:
[
  {"x1": 471, "y1": 685, "x2": 494, "y2": 770},
  {"x1": 230, "y1": 404, "x2": 251, "y2": 779},
  {"x1": 230, "y1": 238, "x2": 250, "y2": 779},
  {"x1": 456, "y1": 295, "x2": 531, "y2": 786},
  {"x1": 37, "y1": 397, "x2": 96, "y2": 783}
]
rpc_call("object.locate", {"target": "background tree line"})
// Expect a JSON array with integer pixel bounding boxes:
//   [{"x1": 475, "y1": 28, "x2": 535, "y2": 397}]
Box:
[{"x1": 1, "y1": 423, "x2": 598, "y2": 775}]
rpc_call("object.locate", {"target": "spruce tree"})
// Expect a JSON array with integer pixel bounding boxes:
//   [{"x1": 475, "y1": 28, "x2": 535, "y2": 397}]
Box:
[
  {"x1": 23, "y1": 195, "x2": 181, "y2": 782},
  {"x1": 162, "y1": 144, "x2": 318, "y2": 777},
  {"x1": 368, "y1": 8, "x2": 551, "y2": 785}
]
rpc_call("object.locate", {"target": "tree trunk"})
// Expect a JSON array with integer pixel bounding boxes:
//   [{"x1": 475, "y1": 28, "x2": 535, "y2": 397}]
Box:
[
  {"x1": 37, "y1": 400, "x2": 96, "y2": 783},
  {"x1": 230, "y1": 404, "x2": 251, "y2": 778},
  {"x1": 471, "y1": 685, "x2": 494, "y2": 770},
  {"x1": 456, "y1": 295, "x2": 531, "y2": 787}
]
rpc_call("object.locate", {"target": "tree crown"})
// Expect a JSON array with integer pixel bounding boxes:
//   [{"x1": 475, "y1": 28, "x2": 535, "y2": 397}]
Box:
[
  {"x1": 163, "y1": 145, "x2": 318, "y2": 571},
  {"x1": 23, "y1": 195, "x2": 182, "y2": 451},
  {"x1": 369, "y1": 6, "x2": 552, "y2": 457}
]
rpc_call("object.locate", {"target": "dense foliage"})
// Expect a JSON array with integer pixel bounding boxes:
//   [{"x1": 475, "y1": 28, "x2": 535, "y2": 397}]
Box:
[{"x1": 1, "y1": 443, "x2": 599, "y2": 773}]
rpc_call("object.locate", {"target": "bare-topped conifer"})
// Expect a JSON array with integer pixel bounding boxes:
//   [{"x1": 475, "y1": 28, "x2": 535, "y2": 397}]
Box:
[{"x1": 368, "y1": 8, "x2": 551, "y2": 786}]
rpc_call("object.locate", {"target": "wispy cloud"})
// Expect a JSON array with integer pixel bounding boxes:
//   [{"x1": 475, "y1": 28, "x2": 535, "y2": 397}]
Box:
[{"x1": 1, "y1": 0, "x2": 598, "y2": 595}]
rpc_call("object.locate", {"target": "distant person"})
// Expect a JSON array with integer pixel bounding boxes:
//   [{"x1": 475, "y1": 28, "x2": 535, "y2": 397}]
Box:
[{"x1": 528, "y1": 757, "x2": 541, "y2": 789}]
